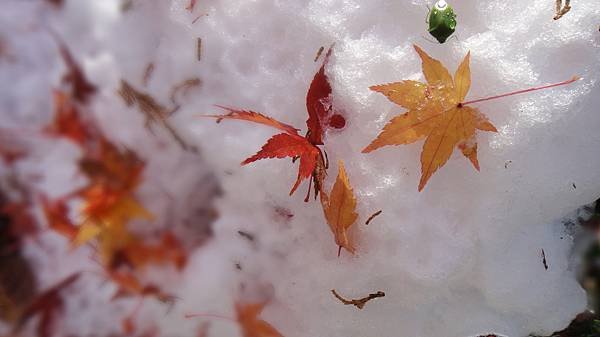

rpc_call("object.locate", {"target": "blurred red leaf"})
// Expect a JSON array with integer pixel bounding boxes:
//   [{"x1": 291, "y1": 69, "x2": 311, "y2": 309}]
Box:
[
  {"x1": 14, "y1": 273, "x2": 80, "y2": 337},
  {"x1": 56, "y1": 40, "x2": 96, "y2": 103}
]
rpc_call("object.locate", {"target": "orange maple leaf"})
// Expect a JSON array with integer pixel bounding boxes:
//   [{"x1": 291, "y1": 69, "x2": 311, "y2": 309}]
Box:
[
  {"x1": 363, "y1": 45, "x2": 497, "y2": 190},
  {"x1": 320, "y1": 160, "x2": 358, "y2": 256},
  {"x1": 236, "y1": 302, "x2": 284, "y2": 337},
  {"x1": 364, "y1": 45, "x2": 579, "y2": 191},
  {"x1": 203, "y1": 49, "x2": 343, "y2": 200}
]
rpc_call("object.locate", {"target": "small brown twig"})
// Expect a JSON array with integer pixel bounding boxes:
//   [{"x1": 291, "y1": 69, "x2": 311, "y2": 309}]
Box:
[
  {"x1": 365, "y1": 210, "x2": 382, "y2": 225},
  {"x1": 237, "y1": 230, "x2": 255, "y2": 243},
  {"x1": 314, "y1": 46, "x2": 324, "y2": 62},
  {"x1": 541, "y1": 249, "x2": 549, "y2": 270},
  {"x1": 142, "y1": 63, "x2": 154, "y2": 87},
  {"x1": 553, "y1": 0, "x2": 571, "y2": 20},
  {"x1": 196, "y1": 38, "x2": 202, "y2": 61},
  {"x1": 331, "y1": 289, "x2": 385, "y2": 309}
]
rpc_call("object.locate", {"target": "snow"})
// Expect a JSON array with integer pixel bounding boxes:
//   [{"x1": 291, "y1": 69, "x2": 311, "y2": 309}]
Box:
[{"x1": 1, "y1": 0, "x2": 600, "y2": 336}]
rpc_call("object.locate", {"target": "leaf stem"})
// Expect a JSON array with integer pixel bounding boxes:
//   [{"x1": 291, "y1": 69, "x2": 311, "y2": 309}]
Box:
[
  {"x1": 184, "y1": 313, "x2": 237, "y2": 323},
  {"x1": 459, "y1": 76, "x2": 580, "y2": 107}
]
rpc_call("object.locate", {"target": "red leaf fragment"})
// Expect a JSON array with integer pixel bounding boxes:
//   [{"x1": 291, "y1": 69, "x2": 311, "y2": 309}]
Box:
[
  {"x1": 242, "y1": 133, "x2": 319, "y2": 195},
  {"x1": 305, "y1": 47, "x2": 334, "y2": 145},
  {"x1": 14, "y1": 273, "x2": 80, "y2": 337},
  {"x1": 205, "y1": 106, "x2": 300, "y2": 135},
  {"x1": 56, "y1": 40, "x2": 97, "y2": 103},
  {"x1": 45, "y1": 90, "x2": 93, "y2": 146}
]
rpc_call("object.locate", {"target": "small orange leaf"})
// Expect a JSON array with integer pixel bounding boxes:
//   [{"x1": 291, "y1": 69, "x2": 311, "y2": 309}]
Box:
[
  {"x1": 364, "y1": 45, "x2": 497, "y2": 191},
  {"x1": 320, "y1": 160, "x2": 358, "y2": 255},
  {"x1": 236, "y1": 302, "x2": 284, "y2": 337}
]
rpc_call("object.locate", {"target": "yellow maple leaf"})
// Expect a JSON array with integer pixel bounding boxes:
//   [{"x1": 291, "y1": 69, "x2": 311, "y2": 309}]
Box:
[
  {"x1": 320, "y1": 160, "x2": 358, "y2": 255},
  {"x1": 363, "y1": 45, "x2": 497, "y2": 191}
]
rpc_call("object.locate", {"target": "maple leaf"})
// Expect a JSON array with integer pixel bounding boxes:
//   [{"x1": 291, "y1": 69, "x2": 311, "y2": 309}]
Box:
[
  {"x1": 236, "y1": 302, "x2": 284, "y2": 337},
  {"x1": 363, "y1": 45, "x2": 498, "y2": 190},
  {"x1": 202, "y1": 49, "x2": 346, "y2": 200},
  {"x1": 204, "y1": 107, "x2": 325, "y2": 198},
  {"x1": 45, "y1": 90, "x2": 94, "y2": 146},
  {"x1": 306, "y1": 46, "x2": 347, "y2": 144},
  {"x1": 364, "y1": 45, "x2": 579, "y2": 191},
  {"x1": 14, "y1": 273, "x2": 80, "y2": 337},
  {"x1": 320, "y1": 160, "x2": 358, "y2": 255}
]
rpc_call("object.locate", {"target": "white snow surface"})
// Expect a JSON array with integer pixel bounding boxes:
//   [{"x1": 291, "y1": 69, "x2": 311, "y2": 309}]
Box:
[{"x1": 1, "y1": 0, "x2": 600, "y2": 336}]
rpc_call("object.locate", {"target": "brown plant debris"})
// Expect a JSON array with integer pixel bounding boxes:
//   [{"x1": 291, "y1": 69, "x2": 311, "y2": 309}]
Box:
[
  {"x1": 142, "y1": 63, "x2": 155, "y2": 87},
  {"x1": 197, "y1": 38, "x2": 202, "y2": 61},
  {"x1": 170, "y1": 78, "x2": 202, "y2": 107},
  {"x1": 314, "y1": 46, "x2": 324, "y2": 62},
  {"x1": 331, "y1": 289, "x2": 385, "y2": 309},
  {"x1": 541, "y1": 249, "x2": 548, "y2": 270},
  {"x1": 365, "y1": 210, "x2": 382, "y2": 225},
  {"x1": 237, "y1": 230, "x2": 255, "y2": 243},
  {"x1": 118, "y1": 80, "x2": 198, "y2": 152},
  {"x1": 554, "y1": 0, "x2": 571, "y2": 20}
]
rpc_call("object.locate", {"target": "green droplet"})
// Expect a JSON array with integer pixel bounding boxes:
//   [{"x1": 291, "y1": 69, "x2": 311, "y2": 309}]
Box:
[{"x1": 427, "y1": 0, "x2": 457, "y2": 43}]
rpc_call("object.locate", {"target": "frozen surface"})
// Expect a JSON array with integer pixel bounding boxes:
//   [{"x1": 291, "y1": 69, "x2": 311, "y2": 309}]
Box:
[{"x1": 1, "y1": 0, "x2": 600, "y2": 336}]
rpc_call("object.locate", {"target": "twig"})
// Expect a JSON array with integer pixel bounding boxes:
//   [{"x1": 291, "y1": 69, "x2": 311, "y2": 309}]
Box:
[
  {"x1": 553, "y1": 0, "x2": 571, "y2": 20},
  {"x1": 237, "y1": 230, "x2": 255, "y2": 242},
  {"x1": 142, "y1": 63, "x2": 154, "y2": 87},
  {"x1": 331, "y1": 289, "x2": 385, "y2": 309},
  {"x1": 196, "y1": 38, "x2": 202, "y2": 61},
  {"x1": 541, "y1": 249, "x2": 548, "y2": 270},
  {"x1": 314, "y1": 46, "x2": 324, "y2": 62},
  {"x1": 365, "y1": 210, "x2": 382, "y2": 225}
]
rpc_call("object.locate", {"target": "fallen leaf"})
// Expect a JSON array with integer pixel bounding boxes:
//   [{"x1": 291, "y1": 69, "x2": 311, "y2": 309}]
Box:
[
  {"x1": 320, "y1": 160, "x2": 358, "y2": 255},
  {"x1": 204, "y1": 107, "x2": 323, "y2": 198},
  {"x1": 236, "y1": 302, "x2": 283, "y2": 337},
  {"x1": 202, "y1": 49, "x2": 345, "y2": 199},
  {"x1": 363, "y1": 45, "x2": 497, "y2": 191},
  {"x1": 207, "y1": 107, "x2": 299, "y2": 136},
  {"x1": 120, "y1": 232, "x2": 187, "y2": 270},
  {"x1": 14, "y1": 273, "x2": 80, "y2": 337},
  {"x1": 305, "y1": 47, "x2": 333, "y2": 145},
  {"x1": 56, "y1": 39, "x2": 97, "y2": 103},
  {"x1": 119, "y1": 80, "x2": 197, "y2": 152},
  {"x1": 109, "y1": 271, "x2": 175, "y2": 304},
  {"x1": 45, "y1": 91, "x2": 94, "y2": 146}
]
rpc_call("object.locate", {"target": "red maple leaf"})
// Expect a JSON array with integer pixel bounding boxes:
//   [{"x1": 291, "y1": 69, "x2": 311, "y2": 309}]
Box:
[{"x1": 203, "y1": 47, "x2": 343, "y2": 200}]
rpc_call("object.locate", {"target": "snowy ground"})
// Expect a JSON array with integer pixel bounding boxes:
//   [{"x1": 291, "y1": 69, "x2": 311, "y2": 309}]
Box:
[{"x1": 1, "y1": 0, "x2": 600, "y2": 336}]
